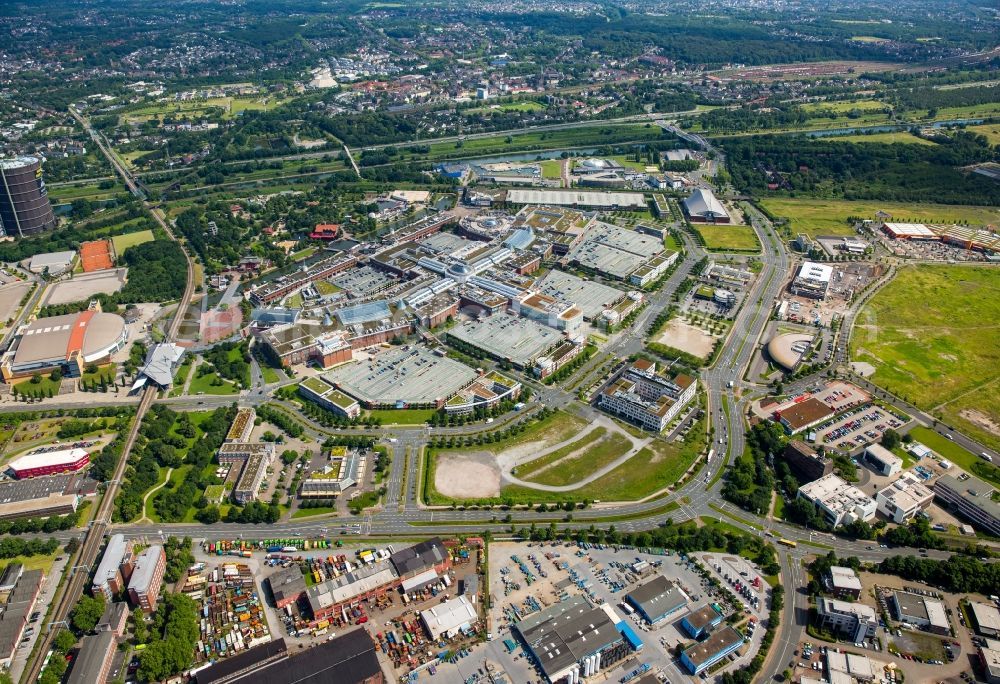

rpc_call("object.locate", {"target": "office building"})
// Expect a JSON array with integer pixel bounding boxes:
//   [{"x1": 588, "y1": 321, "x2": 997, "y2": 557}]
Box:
[
  {"x1": 797, "y1": 473, "x2": 876, "y2": 527},
  {"x1": 933, "y1": 474, "x2": 1000, "y2": 537},
  {"x1": 789, "y1": 261, "x2": 833, "y2": 300},
  {"x1": 624, "y1": 576, "x2": 688, "y2": 625},
  {"x1": 782, "y1": 440, "x2": 833, "y2": 482},
  {"x1": 232, "y1": 450, "x2": 273, "y2": 504},
  {"x1": 825, "y1": 651, "x2": 876, "y2": 682},
  {"x1": 774, "y1": 397, "x2": 834, "y2": 435},
  {"x1": 0, "y1": 156, "x2": 56, "y2": 238},
  {"x1": 876, "y1": 473, "x2": 934, "y2": 524},
  {"x1": 513, "y1": 596, "x2": 632, "y2": 683},
  {"x1": 890, "y1": 591, "x2": 949, "y2": 634},
  {"x1": 680, "y1": 604, "x2": 724, "y2": 639},
  {"x1": 815, "y1": 597, "x2": 877, "y2": 642},
  {"x1": 978, "y1": 639, "x2": 1000, "y2": 684},
  {"x1": 67, "y1": 630, "x2": 117, "y2": 684},
  {"x1": 195, "y1": 631, "x2": 385, "y2": 684},
  {"x1": 299, "y1": 448, "x2": 367, "y2": 498},
  {"x1": 679, "y1": 625, "x2": 744, "y2": 675},
  {"x1": 598, "y1": 359, "x2": 697, "y2": 432},
  {"x1": 128, "y1": 545, "x2": 166, "y2": 612},
  {"x1": 865, "y1": 444, "x2": 902, "y2": 476},
  {"x1": 824, "y1": 566, "x2": 862, "y2": 600},
  {"x1": 92, "y1": 534, "x2": 134, "y2": 599},
  {"x1": 95, "y1": 602, "x2": 129, "y2": 637},
  {"x1": 226, "y1": 408, "x2": 256, "y2": 443}
]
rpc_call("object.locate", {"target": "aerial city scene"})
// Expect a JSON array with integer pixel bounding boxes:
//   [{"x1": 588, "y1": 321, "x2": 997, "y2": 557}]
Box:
[{"x1": 0, "y1": 0, "x2": 999, "y2": 683}]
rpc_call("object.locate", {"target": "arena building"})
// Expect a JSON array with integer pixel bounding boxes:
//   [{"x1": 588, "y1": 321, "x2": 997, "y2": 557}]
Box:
[
  {"x1": 682, "y1": 188, "x2": 730, "y2": 223},
  {"x1": 1, "y1": 306, "x2": 128, "y2": 381},
  {"x1": 6, "y1": 448, "x2": 90, "y2": 479}
]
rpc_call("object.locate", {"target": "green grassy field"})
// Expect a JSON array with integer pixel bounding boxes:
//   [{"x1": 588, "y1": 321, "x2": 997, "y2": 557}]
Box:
[
  {"x1": 826, "y1": 131, "x2": 936, "y2": 146},
  {"x1": 967, "y1": 124, "x2": 1000, "y2": 146},
  {"x1": 111, "y1": 229, "x2": 155, "y2": 254},
  {"x1": 189, "y1": 370, "x2": 240, "y2": 395},
  {"x1": 0, "y1": 552, "x2": 58, "y2": 573},
  {"x1": 800, "y1": 99, "x2": 887, "y2": 113},
  {"x1": 515, "y1": 428, "x2": 606, "y2": 479},
  {"x1": 466, "y1": 101, "x2": 546, "y2": 115},
  {"x1": 367, "y1": 408, "x2": 438, "y2": 425},
  {"x1": 851, "y1": 266, "x2": 1000, "y2": 452},
  {"x1": 504, "y1": 420, "x2": 706, "y2": 502},
  {"x1": 123, "y1": 95, "x2": 292, "y2": 123},
  {"x1": 517, "y1": 428, "x2": 636, "y2": 487},
  {"x1": 539, "y1": 160, "x2": 563, "y2": 179},
  {"x1": 292, "y1": 506, "x2": 337, "y2": 518},
  {"x1": 694, "y1": 223, "x2": 761, "y2": 252},
  {"x1": 760, "y1": 198, "x2": 1000, "y2": 238}
]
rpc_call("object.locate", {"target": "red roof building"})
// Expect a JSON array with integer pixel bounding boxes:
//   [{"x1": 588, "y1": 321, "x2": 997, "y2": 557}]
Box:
[{"x1": 310, "y1": 224, "x2": 341, "y2": 240}]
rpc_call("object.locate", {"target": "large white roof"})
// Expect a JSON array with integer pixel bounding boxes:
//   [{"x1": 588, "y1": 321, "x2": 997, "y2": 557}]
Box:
[
  {"x1": 7, "y1": 448, "x2": 88, "y2": 472},
  {"x1": 797, "y1": 261, "x2": 833, "y2": 284}
]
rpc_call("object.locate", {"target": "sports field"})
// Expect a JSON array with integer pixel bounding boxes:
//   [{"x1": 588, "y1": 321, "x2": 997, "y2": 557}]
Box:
[
  {"x1": 694, "y1": 223, "x2": 760, "y2": 252},
  {"x1": 851, "y1": 265, "x2": 1000, "y2": 451},
  {"x1": 967, "y1": 124, "x2": 1000, "y2": 146},
  {"x1": 760, "y1": 198, "x2": 1000, "y2": 238},
  {"x1": 111, "y1": 229, "x2": 155, "y2": 254}
]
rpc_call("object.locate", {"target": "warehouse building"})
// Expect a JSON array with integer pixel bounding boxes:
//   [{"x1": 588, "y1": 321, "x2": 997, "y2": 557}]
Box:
[
  {"x1": 267, "y1": 566, "x2": 308, "y2": 610},
  {"x1": 195, "y1": 631, "x2": 385, "y2": 684},
  {"x1": 93, "y1": 534, "x2": 134, "y2": 599},
  {"x1": 679, "y1": 604, "x2": 724, "y2": 639},
  {"x1": 797, "y1": 474, "x2": 876, "y2": 527},
  {"x1": 864, "y1": 444, "x2": 902, "y2": 476},
  {"x1": 781, "y1": 441, "x2": 833, "y2": 482},
  {"x1": 890, "y1": 591, "x2": 949, "y2": 634},
  {"x1": 6, "y1": 448, "x2": 90, "y2": 479},
  {"x1": 307, "y1": 560, "x2": 398, "y2": 622},
  {"x1": 774, "y1": 397, "x2": 834, "y2": 435},
  {"x1": 679, "y1": 625, "x2": 744, "y2": 675},
  {"x1": 789, "y1": 261, "x2": 833, "y2": 300},
  {"x1": 824, "y1": 566, "x2": 862, "y2": 600},
  {"x1": 0, "y1": 569, "x2": 43, "y2": 668},
  {"x1": 512, "y1": 595, "x2": 632, "y2": 684},
  {"x1": 128, "y1": 545, "x2": 166, "y2": 612},
  {"x1": 598, "y1": 359, "x2": 696, "y2": 432},
  {"x1": 825, "y1": 651, "x2": 876, "y2": 682},
  {"x1": 67, "y1": 630, "x2": 117, "y2": 684},
  {"x1": 971, "y1": 603, "x2": 1000, "y2": 638},
  {"x1": 506, "y1": 189, "x2": 646, "y2": 210},
  {"x1": 0, "y1": 307, "x2": 128, "y2": 382},
  {"x1": 624, "y1": 576, "x2": 688, "y2": 625},
  {"x1": 420, "y1": 595, "x2": 478, "y2": 640},
  {"x1": 876, "y1": 473, "x2": 934, "y2": 524},
  {"x1": 815, "y1": 597, "x2": 877, "y2": 642},
  {"x1": 977, "y1": 641, "x2": 1000, "y2": 684},
  {"x1": 27, "y1": 250, "x2": 75, "y2": 275},
  {"x1": 933, "y1": 473, "x2": 1000, "y2": 537},
  {"x1": 0, "y1": 474, "x2": 80, "y2": 521},
  {"x1": 682, "y1": 188, "x2": 730, "y2": 224}
]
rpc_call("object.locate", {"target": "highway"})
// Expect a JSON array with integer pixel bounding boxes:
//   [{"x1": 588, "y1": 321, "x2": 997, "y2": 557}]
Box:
[{"x1": 20, "y1": 108, "x2": 199, "y2": 684}]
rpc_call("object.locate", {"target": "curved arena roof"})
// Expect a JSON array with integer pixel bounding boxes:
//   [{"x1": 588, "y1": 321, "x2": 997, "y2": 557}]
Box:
[
  {"x1": 12, "y1": 310, "x2": 127, "y2": 368},
  {"x1": 767, "y1": 333, "x2": 814, "y2": 372}
]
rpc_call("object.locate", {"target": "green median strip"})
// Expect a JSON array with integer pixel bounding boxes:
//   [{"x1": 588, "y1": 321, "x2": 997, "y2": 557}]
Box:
[
  {"x1": 707, "y1": 502, "x2": 763, "y2": 530},
  {"x1": 405, "y1": 500, "x2": 682, "y2": 527},
  {"x1": 799, "y1": 539, "x2": 835, "y2": 550}
]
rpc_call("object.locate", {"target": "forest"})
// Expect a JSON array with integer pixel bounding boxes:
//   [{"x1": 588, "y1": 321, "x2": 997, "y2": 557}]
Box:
[{"x1": 723, "y1": 132, "x2": 1000, "y2": 205}]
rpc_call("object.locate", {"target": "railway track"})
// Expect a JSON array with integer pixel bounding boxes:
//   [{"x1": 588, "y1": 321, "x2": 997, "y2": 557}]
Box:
[{"x1": 20, "y1": 110, "x2": 197, "y2": 684}]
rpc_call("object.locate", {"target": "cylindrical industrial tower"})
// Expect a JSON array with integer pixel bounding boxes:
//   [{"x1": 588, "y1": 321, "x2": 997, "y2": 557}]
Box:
[{"x1": 0, "y1": 156, "x2": 57, "y2": 238}]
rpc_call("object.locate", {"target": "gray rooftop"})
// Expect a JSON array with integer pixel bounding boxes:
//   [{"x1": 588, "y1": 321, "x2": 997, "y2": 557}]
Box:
[
  {"x1": 67, "y1": 630, "x2": 117, "y2": 684},
  {"x1": 514, "y1": 595, "x2": 622, "y2": 677},
  {"x1": 626, "y1": 575, "x2": 687, "y2": 619},
  {"x1": 324, "y1": 345, "x2": 477, "y2": 406},
  {"x1": 448, "y1": 314, "x2": 561, "y2": 367},
  {"x1": 138, "y1": 343, "x2": 185, "y2": 387},
  {"x1": 128, "y1": 545, "x2": 162, "y2": 595},
  {"x1": 93, "y1": 534, "x2": 129, "y2": 591}
]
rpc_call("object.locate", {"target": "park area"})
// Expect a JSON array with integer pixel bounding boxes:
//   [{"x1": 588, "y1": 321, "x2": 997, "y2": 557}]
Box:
[
  {"x1": 826, "y1": 131, "x2": 937, "y2": 146},
  {"x1": 760, "y1": 198, "x2": 1000, "y2": 238},
  {"x1": 694, "y1": 223, "x2": 760, "y2": 252},
  {"x1": 111, "y1": 229, "x2": 155, "y2": 254},
  {"x1": 850, "y1": 265, "x2": 1000, "y2": 451}
]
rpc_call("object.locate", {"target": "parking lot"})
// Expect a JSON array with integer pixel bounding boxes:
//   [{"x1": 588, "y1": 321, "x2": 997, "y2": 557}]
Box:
[
  {"x1": 471, "y1": 541, "x2": 767, "y2": 684},
  {"x1": 814, "y1": 402, "x2": 910, "y2": 453}
]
